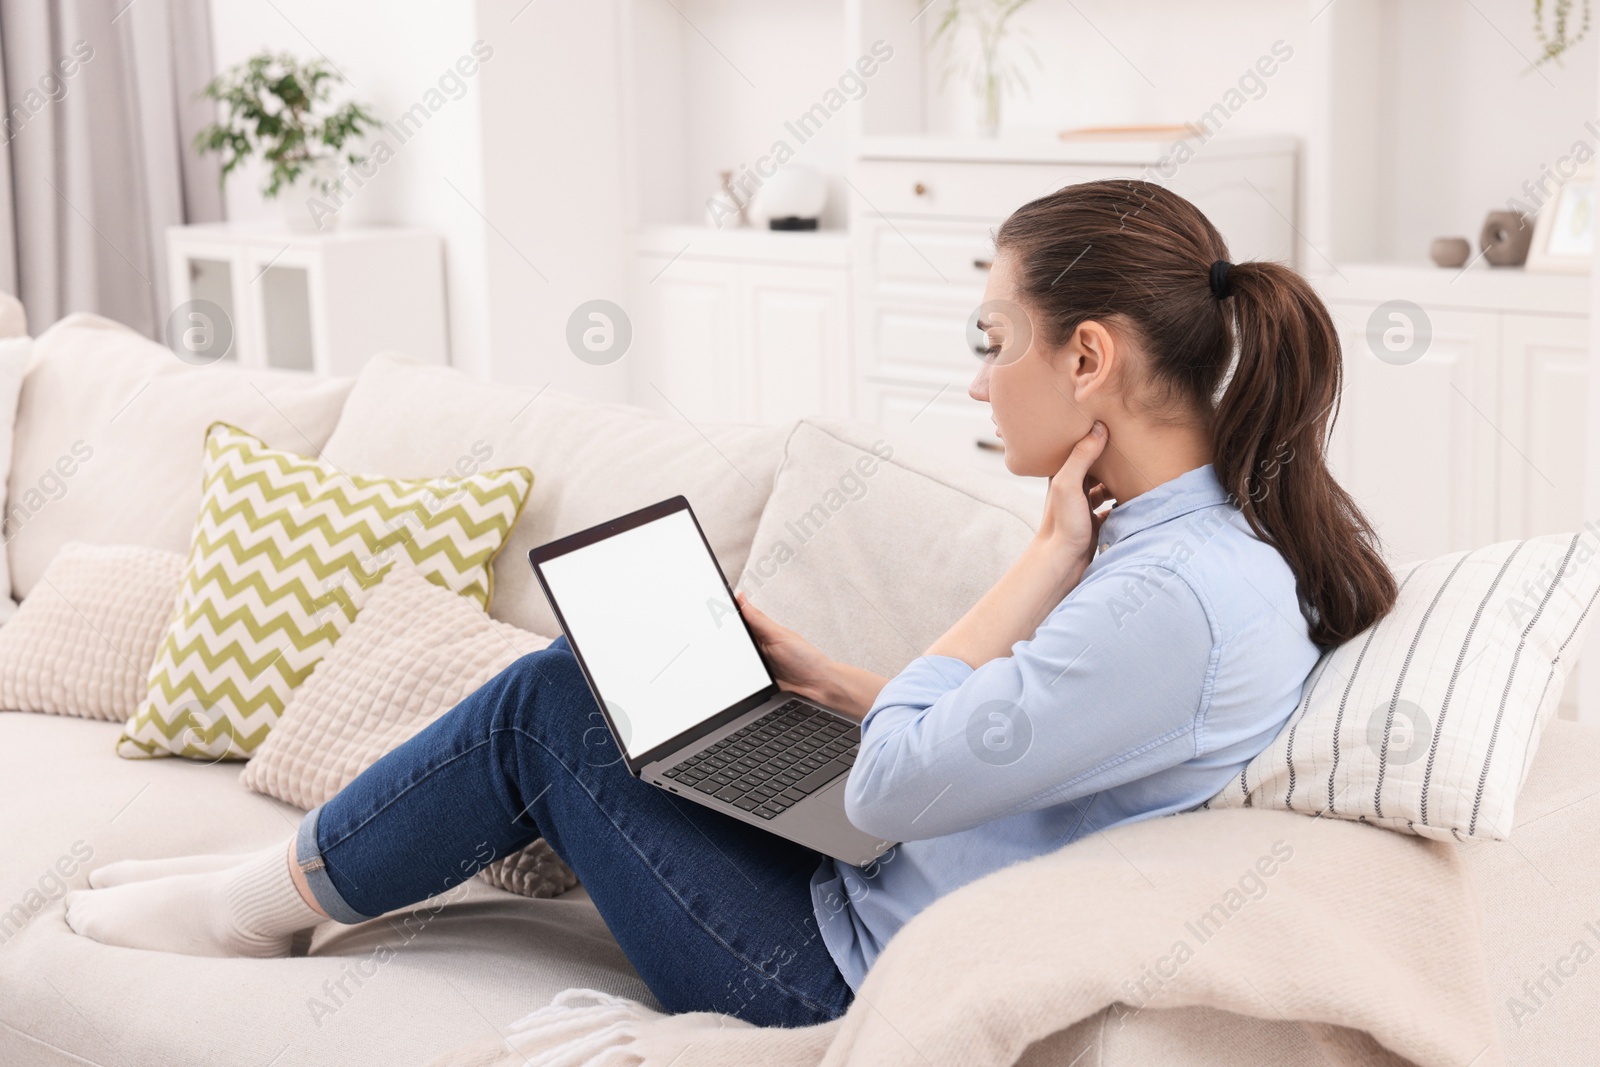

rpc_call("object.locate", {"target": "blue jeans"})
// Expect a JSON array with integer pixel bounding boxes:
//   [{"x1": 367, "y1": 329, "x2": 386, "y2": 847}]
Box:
[{"x1": 293, "y1": 635, "x2": 854, "y2": 1027}]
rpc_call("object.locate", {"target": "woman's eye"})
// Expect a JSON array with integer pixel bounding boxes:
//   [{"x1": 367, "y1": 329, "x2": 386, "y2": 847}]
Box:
[{"x1": 984, "y1": 344, "x2": 1003, "y2": 362}]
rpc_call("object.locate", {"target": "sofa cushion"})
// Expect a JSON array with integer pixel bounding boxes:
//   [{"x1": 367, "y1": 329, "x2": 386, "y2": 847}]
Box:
[
  {"x1": 0, "y1": 542, "x2": 184, "y2": 722},
  {"x1": 119, "y1": 423, "x2": 532, "y2": 761},
  {"x1": 0, "y1": 713, "x2": 652, "y2": 1067},
  {"x1": 1209, "y1": 533, "x2": 1600, "y2": 842},
  {"x1": 734, "y1": 418, "x2": 1042, "y2": 680},
  {"x1": 318, "y1": 354, "x2": 790, "y2": 638},
  {"x1": 6, "y1": 314, "x2": 354, "y2": 601}
]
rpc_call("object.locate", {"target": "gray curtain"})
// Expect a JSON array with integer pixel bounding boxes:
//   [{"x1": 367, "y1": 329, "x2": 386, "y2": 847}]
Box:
[{"x1": 0, "y1": 0, "x2": 222, "y2": 339}]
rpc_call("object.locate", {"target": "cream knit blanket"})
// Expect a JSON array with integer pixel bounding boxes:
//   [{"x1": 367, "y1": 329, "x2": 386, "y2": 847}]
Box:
[{"x1": 431, "y1": 808, "x2": 1502, "y2": 1067}]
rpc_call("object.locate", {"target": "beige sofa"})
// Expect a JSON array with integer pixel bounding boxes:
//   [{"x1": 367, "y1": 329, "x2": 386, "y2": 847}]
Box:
[{"x1": 0, "y1": 314, "x2": 1596, "y2": 1066}]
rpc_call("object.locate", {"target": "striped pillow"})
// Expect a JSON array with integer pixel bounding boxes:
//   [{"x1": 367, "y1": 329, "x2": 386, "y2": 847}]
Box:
[
  {"x1": 1208, "y1": 532, "x2": 1600, "y2": 841},
  {"x1": 117, "y1": 423, "x2": 532, "y2": 761}
]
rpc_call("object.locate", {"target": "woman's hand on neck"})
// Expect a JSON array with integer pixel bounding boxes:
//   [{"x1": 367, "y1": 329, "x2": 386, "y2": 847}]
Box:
[{"x1": 1088, "y1": 410, "x2": 1214, "y2": 507}]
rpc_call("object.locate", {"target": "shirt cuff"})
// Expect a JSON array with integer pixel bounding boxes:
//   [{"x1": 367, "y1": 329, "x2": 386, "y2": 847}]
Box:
[{"x1": 863, "y1": 654, "x2": 976, "y2": 728}]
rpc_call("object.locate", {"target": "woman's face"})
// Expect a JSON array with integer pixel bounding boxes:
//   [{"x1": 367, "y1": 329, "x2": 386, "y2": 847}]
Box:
[{"x1": 968, "y1": 251, "x2": 1099, "y2": 479}]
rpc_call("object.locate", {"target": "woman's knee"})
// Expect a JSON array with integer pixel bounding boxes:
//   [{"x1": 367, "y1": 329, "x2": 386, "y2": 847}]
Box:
[{"x1": 492, "y1": 644, "x2": 617, "y2": 764}]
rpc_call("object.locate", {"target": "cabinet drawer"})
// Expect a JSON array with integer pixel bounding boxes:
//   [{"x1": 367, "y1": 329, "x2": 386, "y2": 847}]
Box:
[
  {"x1": 858, "y1": 298, "x2": 980, "y2": 380},
  {"x1": 857, "y1": 380, "x2": 1047, "y2": 500},
  {"x1": 851, "y1": 158, "x2": 1136, "y2": 219},
  {"x1": 860, "y1": 219, "x2": 994, "y2": 295}
]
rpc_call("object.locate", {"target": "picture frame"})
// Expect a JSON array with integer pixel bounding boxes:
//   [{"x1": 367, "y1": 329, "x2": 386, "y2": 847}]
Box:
[{"x1": 1526, "y1": 162, "x2": 1594, "y2": 274}]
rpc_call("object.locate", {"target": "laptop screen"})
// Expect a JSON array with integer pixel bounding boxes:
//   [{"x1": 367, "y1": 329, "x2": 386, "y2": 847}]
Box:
[{"x1": 536, "y1": 507, "x2": 775, "y2": 759}]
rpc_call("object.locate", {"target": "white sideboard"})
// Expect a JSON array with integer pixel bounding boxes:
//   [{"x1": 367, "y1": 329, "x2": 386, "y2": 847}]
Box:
[{"x1": 165, "y1": 224, "x2": 447, "y2": 375}]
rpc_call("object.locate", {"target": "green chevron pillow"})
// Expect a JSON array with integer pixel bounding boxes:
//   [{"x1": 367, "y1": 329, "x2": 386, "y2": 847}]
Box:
[{"x1": 117, "y1": 422, "x2": 533, "y2": 760}]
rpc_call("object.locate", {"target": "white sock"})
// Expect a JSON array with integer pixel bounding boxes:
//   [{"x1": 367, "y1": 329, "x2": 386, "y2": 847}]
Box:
[
  {"x1": 89, "y1": 852, "x2": 254, "y2": 888},
  {"x1": 65, "y1": 840, "x2": 325, "y2": 957}
]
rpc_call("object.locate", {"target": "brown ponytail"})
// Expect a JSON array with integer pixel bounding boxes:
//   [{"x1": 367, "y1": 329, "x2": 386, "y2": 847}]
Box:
[{"x1": 995, "y1": 179, "x2": 1396, "y2": 646}]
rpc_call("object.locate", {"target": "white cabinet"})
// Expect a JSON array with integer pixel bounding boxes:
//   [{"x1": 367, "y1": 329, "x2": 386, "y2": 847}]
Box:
[
  {"x1": 1316, "y1": 265, "x2": 1591, "y2": 719},
  {"x1": 1498, "y1": 313, "x2": 1591, "y2": 543},
  {"x1": 629, "y1": 228, "x2": 850, "y2": 426},
  {"x1": 1325, "y1": 305, "x2": 1500, "y2": 565},
  {"x1": 633, "y1": 258, "x2": 740, "y2": 425},
  {"x1": 745, "y1": 267, "x2": 852, "y2": 422},
  {"x1": 165, "y1": 224, "x2": 447, "y2": 375}
]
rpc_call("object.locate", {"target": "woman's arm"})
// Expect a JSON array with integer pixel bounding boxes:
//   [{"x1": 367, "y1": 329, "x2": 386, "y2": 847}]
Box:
[
  {"x1": 926, "y1": 423, "x2": 1110, "y2": 669},
  {"x1": 738, "y1": 424, "x2": 1111, "y2": 717},
  {"x1": 844, "y1": 563, "x2": 1212, "y2": 841}
]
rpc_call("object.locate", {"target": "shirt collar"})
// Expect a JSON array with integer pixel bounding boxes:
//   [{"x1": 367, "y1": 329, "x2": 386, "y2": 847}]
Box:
[{"x1": 1097, "y1": 464, "x2": 1232, "y2": 552}]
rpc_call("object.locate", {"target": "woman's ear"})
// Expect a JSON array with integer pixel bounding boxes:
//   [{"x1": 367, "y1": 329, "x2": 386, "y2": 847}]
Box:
[{"x1": 1067, "y1": 320, "x2": 1118, "y2": 404}]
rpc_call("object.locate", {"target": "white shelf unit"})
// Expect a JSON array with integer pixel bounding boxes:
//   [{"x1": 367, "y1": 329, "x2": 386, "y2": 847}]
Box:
[{"x1": 165, "y1": 224, "x2": 447, "y2": 376}]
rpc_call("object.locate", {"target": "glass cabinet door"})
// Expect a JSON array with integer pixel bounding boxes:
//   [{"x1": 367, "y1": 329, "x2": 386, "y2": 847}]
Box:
[
  {"x1": 186, "y1": 258, "x2": 237, "y2": 363},
  {"x1": 260, "y1": 265, "x2": 315, "y2": 372}
]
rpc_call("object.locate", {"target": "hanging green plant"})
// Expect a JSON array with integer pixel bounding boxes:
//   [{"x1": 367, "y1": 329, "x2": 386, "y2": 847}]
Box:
[
  {"x1": 194, "y1": 52, "x2": 378, "y2": 199},
  {"x1": 1533, "y1": 0, "x2": 1592, "y2": 66}
]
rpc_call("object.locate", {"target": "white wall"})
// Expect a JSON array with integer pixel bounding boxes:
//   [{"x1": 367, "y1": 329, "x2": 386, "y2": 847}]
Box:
[
  {"x1": 1372, "y1": 0, "x2": 1598, "y2": 263},
  {"x1": 205, "y1": 0, "x2": 491, "y2": 376},
  {"x1": 907, "y1": 0, "x2": 1597, "y2": 268},
  {"x1": 920, "y1": 0, "x2": 1317, "y2": 142},
  {"x1": 472, "y1": 0, "x2": 630, "y2": 397},
  {"x1": 206, "y1": 0, "x2": 631, "y2": 397},
  {"x1": 671, "y1": 0, "x2": 852, "y2": 230}
]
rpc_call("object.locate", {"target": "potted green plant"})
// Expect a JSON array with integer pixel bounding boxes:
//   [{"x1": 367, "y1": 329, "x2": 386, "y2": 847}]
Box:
[
  {"x1": 930, "y1": 0, "x2": 1039, "y2": 137},
  {"x1": 193, "y1": 52, "x2": 378, "y2": 231}
]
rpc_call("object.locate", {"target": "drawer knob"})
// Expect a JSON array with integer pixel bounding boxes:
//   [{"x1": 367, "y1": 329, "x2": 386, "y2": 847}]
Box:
[
  {"x1": 973, "y1": 257, "x2": 994, "y2": 271},
  {"x1": 913, "y1": 182, "x2": 929, "y2": 196},
  {"x1": 975, "y1": 437, "x2": 1004, "y2": 453}
]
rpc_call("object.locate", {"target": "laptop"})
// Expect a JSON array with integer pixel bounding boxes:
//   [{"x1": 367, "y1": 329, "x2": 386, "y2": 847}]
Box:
[{"x1": 527, "y1": 496, "x2": 896, "y2": 867}]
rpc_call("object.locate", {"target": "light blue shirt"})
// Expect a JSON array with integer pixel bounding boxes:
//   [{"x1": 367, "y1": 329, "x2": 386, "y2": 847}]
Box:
[{"x1": 809, "y1": 464, "x2": 1321, "y2": 990}]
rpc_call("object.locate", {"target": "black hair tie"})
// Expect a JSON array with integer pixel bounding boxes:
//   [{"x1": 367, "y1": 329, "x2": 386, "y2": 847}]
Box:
[{"x1": 1208, "y1": 259, "x2": 1234, "y2": 300}]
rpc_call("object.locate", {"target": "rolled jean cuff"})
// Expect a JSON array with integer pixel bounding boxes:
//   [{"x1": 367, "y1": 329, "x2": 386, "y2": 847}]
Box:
[{"x1": 296, "y1": 804, "x2": 375, "y2": 925}]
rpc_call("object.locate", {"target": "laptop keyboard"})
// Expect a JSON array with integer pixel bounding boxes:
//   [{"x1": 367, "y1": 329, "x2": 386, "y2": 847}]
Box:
[{"x1": 662, "y1": 699, "x2": 859, "y2": 820}]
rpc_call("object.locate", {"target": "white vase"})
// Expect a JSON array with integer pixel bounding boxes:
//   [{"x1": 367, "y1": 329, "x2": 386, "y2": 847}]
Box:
[{"x1": 976, "y1": 69, "x2": 1002, "y2": 139}]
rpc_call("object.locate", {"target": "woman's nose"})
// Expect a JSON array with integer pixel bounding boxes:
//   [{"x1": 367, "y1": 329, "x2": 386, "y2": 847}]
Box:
[{"x1": 969, "y1": 362, "x2": 990, "y2": 403}]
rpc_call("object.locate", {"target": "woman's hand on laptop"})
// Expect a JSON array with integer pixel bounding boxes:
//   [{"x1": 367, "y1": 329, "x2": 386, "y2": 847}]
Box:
[{"x1": 737, "y1": 593, "x2": 888, "y2": 722}]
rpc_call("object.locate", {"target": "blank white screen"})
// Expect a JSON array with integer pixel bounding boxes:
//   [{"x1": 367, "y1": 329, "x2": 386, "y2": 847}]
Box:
[{"x1": 539, "y1": 509, "x2": 773, "y2": 757}]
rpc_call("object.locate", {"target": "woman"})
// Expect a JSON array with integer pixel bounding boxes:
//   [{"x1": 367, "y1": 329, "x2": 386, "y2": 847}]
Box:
[{"x1": 65, "y1": 181, "x2": 1395, "y2": 1028}]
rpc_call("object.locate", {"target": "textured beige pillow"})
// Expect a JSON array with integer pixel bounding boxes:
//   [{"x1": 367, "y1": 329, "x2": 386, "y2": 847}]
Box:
[
  {"x1": 0, "y1": 543, "x2": 184, "y2": 721},
  {"x1": 735, "y1": 419, "x2": 1041, "y2": 679},
  {"x1": 240, "y1": 562, "x2": 576, "y2": 898}
]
